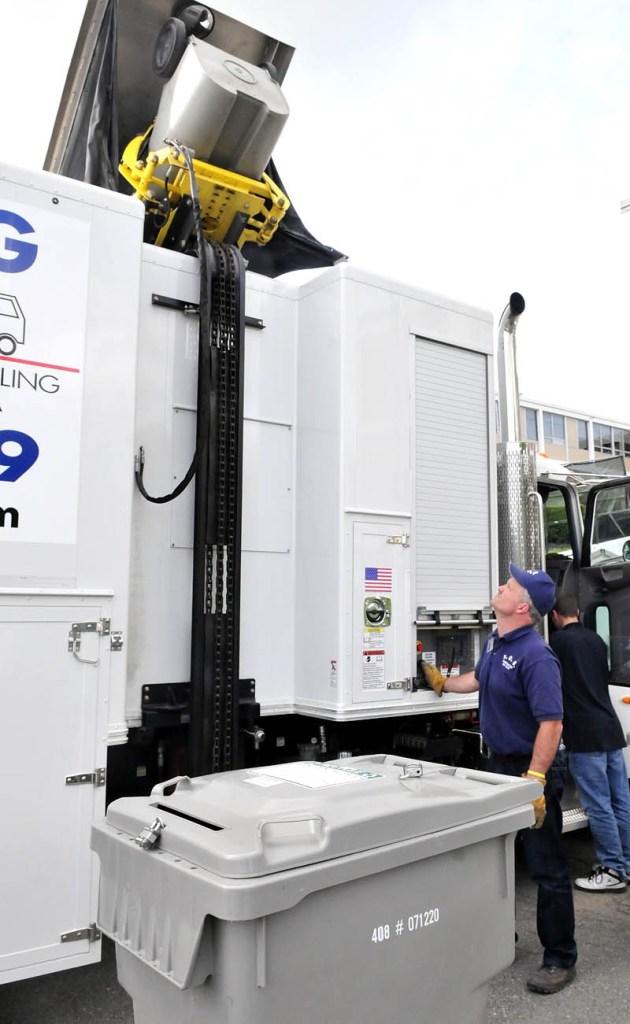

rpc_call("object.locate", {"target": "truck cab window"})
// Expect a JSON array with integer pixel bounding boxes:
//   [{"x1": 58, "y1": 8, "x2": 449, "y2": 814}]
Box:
[
  {"x1": 590, "y1": 482, "x2": 630, "y2": 566},
  {"x1": 542, "y1": 486, "x2": 574, "y2": 561},
  {"x1": 593, "y1": 605, "x2": 612, "y2": 670}
]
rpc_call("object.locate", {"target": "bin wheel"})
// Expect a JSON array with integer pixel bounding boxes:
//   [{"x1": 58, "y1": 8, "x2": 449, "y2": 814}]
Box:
[
  {"x1": 153, "y1": 18, "x2": 187, "y2": 78},
  {"x1": 0, "y1": 335, "x2": 17, "y2": 356}
]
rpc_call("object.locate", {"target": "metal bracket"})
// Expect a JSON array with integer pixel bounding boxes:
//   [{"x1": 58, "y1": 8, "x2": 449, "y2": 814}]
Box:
[
  {"x1": 387, "y1": 533, "x2": 410, "y2": 547},
  {"x1": 387, "y1": 678, "x2": 411, "y2": 691},
  {"x1": 67, "y1": 618, "x2": 111, "y2": 653},
  {"x1": 61, "y1": 923, "x2": 101, "y2": 944},
  {"x1": 65, "y1": 768, "x2": 106, "y2": 787},
  {"x1": 151, "y1": 294, "x2": 264, "y2": 330},
  {"x1": 415, "y1": 607, "x2": 494, "y2": 628}
]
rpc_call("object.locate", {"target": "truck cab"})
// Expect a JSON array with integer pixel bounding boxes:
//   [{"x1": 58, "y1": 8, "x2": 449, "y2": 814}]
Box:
[{"x1": 539, "y1": 472, "x2": 630, "y2": 799}]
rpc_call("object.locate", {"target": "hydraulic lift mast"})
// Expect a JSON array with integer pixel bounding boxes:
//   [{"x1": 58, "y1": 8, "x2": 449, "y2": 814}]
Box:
[{"x1": 188, "y1": 240, "x2": 246, "y2": 776}]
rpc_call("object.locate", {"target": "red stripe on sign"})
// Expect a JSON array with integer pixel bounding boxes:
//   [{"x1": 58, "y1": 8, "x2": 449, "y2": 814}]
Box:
[{"x1": 0, "y1": 354, "x2": 80, "y2": 374}]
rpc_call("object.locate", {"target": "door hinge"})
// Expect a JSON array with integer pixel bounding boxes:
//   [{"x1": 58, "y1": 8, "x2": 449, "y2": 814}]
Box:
[
  {"x1": 61, "y1": 923, "x2": 101, "y2": 944},
  {"x1": 65, "y1": 768, "x2": 106, "y2": 787},
  {"x1": 386, "y1": 533, "x2": 410, "y2": 548},
  {"x1": 68, "y1": 618, "x2": 111, "y2": 654}
]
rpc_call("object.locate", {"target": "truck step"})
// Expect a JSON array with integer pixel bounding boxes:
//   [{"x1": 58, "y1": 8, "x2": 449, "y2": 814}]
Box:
[{"x1": 562, "y1": 807, "x2": 589, "y2": 833}]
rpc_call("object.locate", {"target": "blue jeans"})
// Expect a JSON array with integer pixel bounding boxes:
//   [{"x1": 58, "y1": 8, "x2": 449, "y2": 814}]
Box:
[
  {"x1": 569, "y1": 748, "x2": 630, "y2": 878},
  {"x1": 488, "y1": 751, "x2": 577, "y2": 968}
]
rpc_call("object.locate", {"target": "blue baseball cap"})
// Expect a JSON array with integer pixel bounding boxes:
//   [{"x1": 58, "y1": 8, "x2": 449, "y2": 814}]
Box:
[{"x1": 509, "y1": 562, "x2": 556, "y2": 617}]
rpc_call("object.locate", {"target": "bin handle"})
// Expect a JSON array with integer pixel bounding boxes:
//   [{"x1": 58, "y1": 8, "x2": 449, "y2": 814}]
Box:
[
  {"x1": 259, "y1": 815, "x2": 327, "y2": 852},
  {"x1": 150, "y1": 775, "x2": 192, "y2": 797}
]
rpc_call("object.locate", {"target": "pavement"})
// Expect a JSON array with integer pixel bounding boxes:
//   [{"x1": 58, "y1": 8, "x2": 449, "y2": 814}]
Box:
[
  {"x1": 3, "y1": 829, "x2": 630, "y2": 1023},
  {"x1": 486, "y1": 829, "x2": 630, "y2": 1023},
  {"x1": 1, "y1": 938, "x2": 133, "y2": 1024}
]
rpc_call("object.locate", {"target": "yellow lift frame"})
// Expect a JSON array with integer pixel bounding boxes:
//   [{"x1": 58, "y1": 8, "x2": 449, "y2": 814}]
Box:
[{"x1": 119, "y1": 128, "x2": 290, "y2": 249}]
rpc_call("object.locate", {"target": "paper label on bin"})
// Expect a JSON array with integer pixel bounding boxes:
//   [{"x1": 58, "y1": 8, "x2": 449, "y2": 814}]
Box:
[
  {"x1": 244, "y1": 775, "x2": 284, "y2": 787},
  {"x1": 248, "y1": 762, "x2": 384, "y2": 788}
]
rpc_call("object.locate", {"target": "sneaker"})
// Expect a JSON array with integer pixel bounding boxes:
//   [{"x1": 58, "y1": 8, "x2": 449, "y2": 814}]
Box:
[
  {"x1": 527, "y1": 964, "x2": 576, "y2": 994},
  {"x1": 574, "y1": 865, "x2": 627, "y2": 893}
]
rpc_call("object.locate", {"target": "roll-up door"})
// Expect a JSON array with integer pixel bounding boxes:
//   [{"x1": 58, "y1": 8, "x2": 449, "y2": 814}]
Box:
[{"x1": 415, "y1": 337, "x2": 493, "y2": 615}]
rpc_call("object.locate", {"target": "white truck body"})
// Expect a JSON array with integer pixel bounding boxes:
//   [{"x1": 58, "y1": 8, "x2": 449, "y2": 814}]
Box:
[{"x1": 0, "y1": 162, "x2": 496, "y2": 981}]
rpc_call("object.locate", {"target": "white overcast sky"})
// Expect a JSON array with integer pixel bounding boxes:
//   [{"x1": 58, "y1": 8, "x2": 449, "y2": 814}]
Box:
[{"x1": 2, "y1": 0, "x2": 630, "y2": 426}]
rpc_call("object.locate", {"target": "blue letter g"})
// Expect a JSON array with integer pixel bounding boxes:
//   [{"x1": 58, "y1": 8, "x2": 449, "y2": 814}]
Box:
[{"x1": 0, "y1": 210, "x2": 38, "y2": 273}]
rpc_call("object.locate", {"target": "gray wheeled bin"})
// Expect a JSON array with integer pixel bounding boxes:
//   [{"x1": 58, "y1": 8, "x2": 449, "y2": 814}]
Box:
[{"x1": 91, "y1": 754, "x2": 540, "y2": 1024}]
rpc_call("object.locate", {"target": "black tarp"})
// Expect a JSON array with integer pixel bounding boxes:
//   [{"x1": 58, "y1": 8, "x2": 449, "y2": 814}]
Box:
[
  {"x1": 58, "y1": 0, "x2": 120, "y2": 190},
  {"x1": 54, "y1": 0, "x2": 345, "y2": 277},
  {"x1": 242, "y1": 159, "x2": 345, "y2": 277}
]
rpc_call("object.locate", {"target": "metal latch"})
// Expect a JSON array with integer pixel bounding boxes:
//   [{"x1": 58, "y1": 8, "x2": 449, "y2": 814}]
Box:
[
  {"x1": 399, "y1": 762, "x2": 423, "y2": 780},
  {"x1": 66, "y1": 768, "x2": 106, "y2": 787},
  {"x1": 110, "y1": 631, "x2": 124, "y2": 652},
  {"x1": 61, "y1": 923, "x2": 101, "y2": 944},
  {"x1": 134, "y1": 816, "x2": 167, "y2": 850},
  {"x1": 387, "y1": 678, "x2": 411, "y2": 691},
  {"x1": 387, "y1": 534, "x2": 410, "y2": 547},
  {"x1": 68, "y1": 618, "x2": 111, "y2": 654}
]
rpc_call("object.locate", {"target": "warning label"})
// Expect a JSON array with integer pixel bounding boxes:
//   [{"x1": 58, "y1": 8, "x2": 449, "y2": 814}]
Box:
[
  {"x1": 362, "y1": 649, "x2": 385, "y2": 690},
  {"x1": 364, "y1": 630, "x2": 385, "y2": 649}
]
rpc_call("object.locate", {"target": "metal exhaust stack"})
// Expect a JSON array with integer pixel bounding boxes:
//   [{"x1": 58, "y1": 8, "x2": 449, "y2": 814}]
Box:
[
  {"x1": 497, "y1": 293, "x2": 525, "y2": 444},
  {"x1": 495, "y1": 294, "x2": 544, "y2": 606}
]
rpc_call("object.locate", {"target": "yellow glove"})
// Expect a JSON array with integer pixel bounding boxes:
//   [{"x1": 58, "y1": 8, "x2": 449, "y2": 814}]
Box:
[
  {"x1": 419, "y1": 662, "x2": 448, "y2": 696},
  {"x1": 522, "y1": 772, "x2": 546, "y2": 829}
]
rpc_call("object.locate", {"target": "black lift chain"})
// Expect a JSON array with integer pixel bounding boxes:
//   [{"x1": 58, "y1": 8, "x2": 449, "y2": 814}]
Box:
[{"x1": 209, "y1": 242, "x2": 242, "y2": 773}]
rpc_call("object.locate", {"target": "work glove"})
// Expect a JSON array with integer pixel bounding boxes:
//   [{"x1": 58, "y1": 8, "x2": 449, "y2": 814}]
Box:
[
  {"x1": 522, "y1": 773, "x2": 546, "y2": 829},
  {"x1": 418, "y1": 662, "x2": 447, "y2": 696}
]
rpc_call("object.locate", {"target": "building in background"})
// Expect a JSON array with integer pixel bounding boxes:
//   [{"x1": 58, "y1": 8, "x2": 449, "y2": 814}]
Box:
[{"x1": 520, "y1": 400, "x2": 630, "y2": 471}]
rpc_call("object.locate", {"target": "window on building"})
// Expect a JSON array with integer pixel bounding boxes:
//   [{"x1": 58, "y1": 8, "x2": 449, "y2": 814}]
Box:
[
  {"x1": 576, "y1": 419, "x2": 588, "y2": 451},
  {"x1": 543, "y1": 411, "x2": 565, "y2": 446},
  {"x1": 593, "y1": 422, "x2": 613, "y2": 455},
  {"x1": 609, "y1": 428, "x2": 630, "y2": 456},
  {"x1": 525, "y1": 408, "x2": 538, "y2": 441}
]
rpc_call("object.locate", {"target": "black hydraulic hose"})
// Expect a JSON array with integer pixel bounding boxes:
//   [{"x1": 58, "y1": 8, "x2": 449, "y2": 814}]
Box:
[
  {"x1": 134, "y1": 140, "x2": 212, "y2": 503},
  {"x1": 446, "y1": 645, "x2": 456, "y2": 678},
  {"x1": 134, "y1": 446, "x2": 198, "y2": 504}
]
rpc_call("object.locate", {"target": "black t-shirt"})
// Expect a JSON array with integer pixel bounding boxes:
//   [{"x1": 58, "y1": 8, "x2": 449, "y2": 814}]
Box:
[{"x1": 550, "y1": 622, "x2": 625, "y2": 753}]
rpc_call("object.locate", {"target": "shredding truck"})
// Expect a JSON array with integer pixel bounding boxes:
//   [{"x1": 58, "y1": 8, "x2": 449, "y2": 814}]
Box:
[{"x1": 2, "y1": 0, "x2": 630, "y2": 986}]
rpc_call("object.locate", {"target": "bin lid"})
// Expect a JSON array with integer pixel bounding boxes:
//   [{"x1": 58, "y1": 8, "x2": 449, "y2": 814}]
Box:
[{"x1": 105, "y1": 755, "x2": 540, "y2": 878}]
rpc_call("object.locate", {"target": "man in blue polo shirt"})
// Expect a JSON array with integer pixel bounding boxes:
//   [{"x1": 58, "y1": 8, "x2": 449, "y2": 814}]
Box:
[{"x1": 421, "y1": 563, "x2": 577, "y2": 995}]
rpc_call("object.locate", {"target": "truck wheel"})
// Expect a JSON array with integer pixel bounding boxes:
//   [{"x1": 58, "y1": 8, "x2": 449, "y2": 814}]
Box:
[{"x1": 0, "y1": 335, "x2": 17, "y2": 356}]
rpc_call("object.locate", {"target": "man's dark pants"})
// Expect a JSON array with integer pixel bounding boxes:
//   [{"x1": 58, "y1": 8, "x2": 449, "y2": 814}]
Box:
[{"x1": 488, "y1": 751, "x2": 577, "y2": 968}]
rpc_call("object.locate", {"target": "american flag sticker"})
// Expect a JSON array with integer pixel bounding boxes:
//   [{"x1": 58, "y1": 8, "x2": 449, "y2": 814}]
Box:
[{"x1": 364, "y1": 567, "x2": 393, "y2": 592}]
